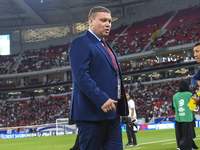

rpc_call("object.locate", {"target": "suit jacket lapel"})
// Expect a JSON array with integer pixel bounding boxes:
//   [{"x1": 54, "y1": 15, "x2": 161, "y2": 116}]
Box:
[{"x1": 86, "y1": 31, "x2": 116, "y2": 70}]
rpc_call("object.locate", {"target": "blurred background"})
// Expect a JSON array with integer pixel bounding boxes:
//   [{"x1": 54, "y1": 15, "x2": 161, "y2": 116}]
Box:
[{"x1": 0, "y1": 0, "x2": 200, "y2": 137}]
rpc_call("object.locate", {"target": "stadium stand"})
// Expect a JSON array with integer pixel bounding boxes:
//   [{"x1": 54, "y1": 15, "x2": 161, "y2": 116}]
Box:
[
  {"x1": 112, "y1": 13, "x2": 172, "y2": 56},
  {"x1": 125, "y1": 77, "x2": 195, "y2": 122},
  {"x1": 0, "y1": 1, "x2": 200, "y2": 129},
  {"x1": 149, "y1": 6, "x2": 200, "y2": 49},
  {"x1": 17, "y1": 44, "x2": 70, "y2": 73},
  {"x1": 1, "y1": 76, "x2": 199, "y2": 127},
  {"x1": 0, "y1": 6, "x2": 196, "y2": 79},
  {"x1": 0, "y1": 90, "x2": 71, "y2": 127}
]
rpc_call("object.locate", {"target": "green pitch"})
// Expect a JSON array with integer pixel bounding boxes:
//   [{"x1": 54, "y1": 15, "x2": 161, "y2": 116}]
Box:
[{"x1": 0, "y1": 128, "x2": 200, "y2": 150}]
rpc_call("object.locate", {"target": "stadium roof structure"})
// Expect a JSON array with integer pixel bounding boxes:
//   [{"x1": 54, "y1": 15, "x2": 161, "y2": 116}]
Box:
[{"x1": 0, "y1": 0, "x2": 177, "y2": 31}]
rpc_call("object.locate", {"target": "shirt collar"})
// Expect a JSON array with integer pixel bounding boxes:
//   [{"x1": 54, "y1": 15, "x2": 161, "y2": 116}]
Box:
[{"x1": 88, "y1": 29, "x2": 101, "y2": 42}]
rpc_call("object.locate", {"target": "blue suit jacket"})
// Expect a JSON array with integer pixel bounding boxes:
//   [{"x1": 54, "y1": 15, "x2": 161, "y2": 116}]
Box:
[
  {"x1": 69, "y1": 30, "x2": 128, "y2": 121},
  {"x1": 191, "y1": 68, "x2": 200, "y2": 87}
]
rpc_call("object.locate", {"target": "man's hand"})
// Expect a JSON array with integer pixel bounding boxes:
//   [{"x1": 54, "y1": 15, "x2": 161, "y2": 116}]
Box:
[
  {"x1": 101, "y1": 98, "x2": 118, "y2": 113},
  {"x1": 197, "y1": 81, "x2": 200, "y2": 87},
  {"x1": 192, "y1": 97, "x2": 200, "y2": 106}
]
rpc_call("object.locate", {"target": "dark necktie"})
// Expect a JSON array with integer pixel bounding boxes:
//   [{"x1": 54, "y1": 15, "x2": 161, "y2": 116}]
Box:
[{"x1": 101, "y1": 39, "x2": 118, "y2": 70}]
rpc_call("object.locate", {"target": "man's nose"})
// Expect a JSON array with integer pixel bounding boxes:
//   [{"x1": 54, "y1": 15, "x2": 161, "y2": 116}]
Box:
[{"x1": 106, "y1": 21, "x2": 111, "y2": 26}]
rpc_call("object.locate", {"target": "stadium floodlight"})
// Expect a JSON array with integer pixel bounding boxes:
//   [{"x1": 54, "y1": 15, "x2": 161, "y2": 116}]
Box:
[{"x1": 56, "y1": 118, "x2": 69, "y2": 136}]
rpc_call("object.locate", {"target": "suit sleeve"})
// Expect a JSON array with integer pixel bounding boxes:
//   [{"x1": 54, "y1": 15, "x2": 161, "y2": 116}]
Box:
[
  {"x1": 69, "y1": 38, "x2": 109, "y2": 108},
  {"x1": 191, "y1": 68, "x2": 200, "y2": 87}
]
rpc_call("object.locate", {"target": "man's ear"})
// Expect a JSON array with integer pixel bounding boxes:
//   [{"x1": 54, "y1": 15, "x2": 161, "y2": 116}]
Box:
[{"x1": 89, "y1": 18, "x2": 93, "y2": 27}]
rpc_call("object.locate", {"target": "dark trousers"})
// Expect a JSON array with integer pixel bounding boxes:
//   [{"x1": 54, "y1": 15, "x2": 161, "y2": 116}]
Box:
[
  {"x1": 70, "y1": 134, "x2": 80, "y2": 150},
  {"x1": 77, "y1": 115, "x2": 123, "y2": 150},
  {"x1": 126, "y1": 124, "x2": 137, "y2": 145},
  {"x1": 175, "y1": 121, "x2": 198, "y2": 150}
]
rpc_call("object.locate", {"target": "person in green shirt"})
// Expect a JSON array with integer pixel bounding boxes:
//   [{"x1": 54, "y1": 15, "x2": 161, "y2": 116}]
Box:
[{"x1": 173, "y1": 80, "x2": 198, "y2": 150}]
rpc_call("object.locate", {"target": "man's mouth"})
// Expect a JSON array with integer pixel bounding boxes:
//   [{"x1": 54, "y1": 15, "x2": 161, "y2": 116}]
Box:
[{"x1": 105, "y1": 29, "x2": 110, "y2": 33}]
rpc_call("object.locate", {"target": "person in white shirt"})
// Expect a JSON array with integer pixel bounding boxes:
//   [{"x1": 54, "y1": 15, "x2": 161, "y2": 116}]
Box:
[{"x1": 124, "y1": 92, "x2": 138, "y2": 147}]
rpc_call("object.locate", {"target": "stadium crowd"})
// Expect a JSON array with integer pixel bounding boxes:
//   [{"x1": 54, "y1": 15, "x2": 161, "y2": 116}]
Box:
[
  {"x1": 0, "y1": 93, "x2": 71, "y2": 127},
  {"x1": 126, "y1": 77, "x2": 199, "y2": 122},
  {"x1": 1, "y1": 77, "x2": 199, "y2": 127}
]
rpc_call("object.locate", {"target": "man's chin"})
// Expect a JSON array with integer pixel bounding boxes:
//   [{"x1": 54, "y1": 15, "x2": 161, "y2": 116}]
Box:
[{"x1": 103, "y1": 33, "x2": 109, "y2": 37}]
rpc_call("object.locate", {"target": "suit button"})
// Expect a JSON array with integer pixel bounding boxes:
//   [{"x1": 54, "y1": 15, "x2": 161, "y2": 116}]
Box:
[
  {"x1": 116, "y1": 87, "x2": 118, "y2": 89},
  {"x1": 115, "y1": 74, "x2": 117, "y2": 77}
]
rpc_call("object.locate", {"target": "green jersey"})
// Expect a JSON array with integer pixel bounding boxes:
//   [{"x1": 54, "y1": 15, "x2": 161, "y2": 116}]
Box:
[{"x1": 173, "y1": 91, "x2": 194, "y2": 122}]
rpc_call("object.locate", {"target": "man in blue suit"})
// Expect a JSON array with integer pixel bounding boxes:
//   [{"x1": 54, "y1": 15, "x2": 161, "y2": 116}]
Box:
[
  {"x1": 191, "y1": 42, "x2": 200, "y2": 106},
  {"x1": 69, "y1": 6, "x2": 129, "y2": 150}
]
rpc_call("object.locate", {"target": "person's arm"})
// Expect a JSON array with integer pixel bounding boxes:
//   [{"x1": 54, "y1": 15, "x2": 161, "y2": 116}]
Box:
[
  {"x1": 191, "y1": 97, "x2": 200, "y2": 106},
  {"x1": 128, "y1": 100, "x2": 135, "y2": 121},
  {"x1": 130, "y1": 108, "x2": 134, "y2": 121},
  {"x1": 191, "y1": 68, "x2": 200, "y2": 87}
]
